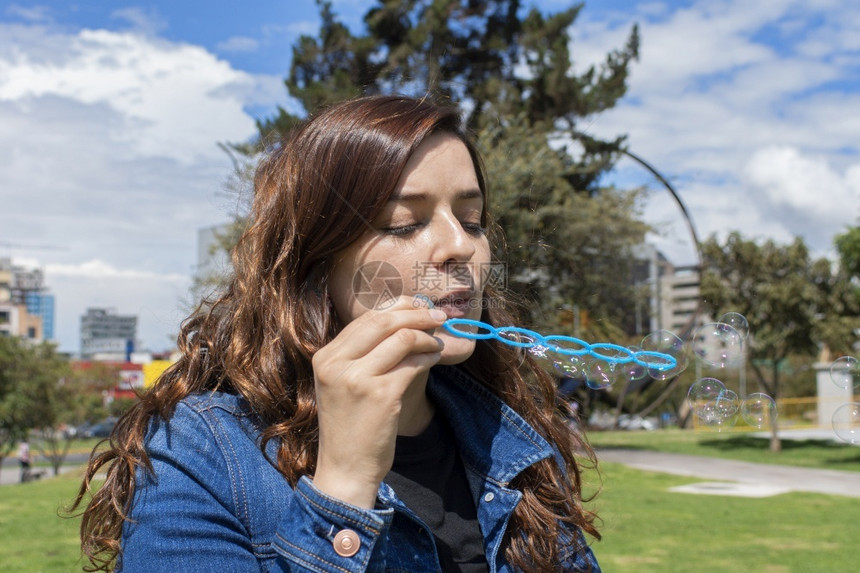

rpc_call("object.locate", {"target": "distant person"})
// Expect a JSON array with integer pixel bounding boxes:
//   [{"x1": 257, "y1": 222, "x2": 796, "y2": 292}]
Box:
[
  {"x1": 18, "y1": 440, "x2": 31, "y2": 483},
  {"x1": 72, "y1": 95, "x2": 602, "y2": 571}
]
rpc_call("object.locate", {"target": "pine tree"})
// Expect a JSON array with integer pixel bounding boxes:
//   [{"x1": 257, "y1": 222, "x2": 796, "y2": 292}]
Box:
[{"x1": 236, "y1": 1, "x2": 646, "y2": 336}]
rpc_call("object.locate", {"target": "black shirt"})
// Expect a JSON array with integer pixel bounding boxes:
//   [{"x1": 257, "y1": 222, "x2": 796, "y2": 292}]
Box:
[{"x1": 386, "y1": 414, "x2": 490, "y2": 572}]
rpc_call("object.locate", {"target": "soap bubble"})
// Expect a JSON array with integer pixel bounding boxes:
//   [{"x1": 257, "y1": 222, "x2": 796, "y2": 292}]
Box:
[
  {"x1": 687, "y1": 378, "x2": 727, "y2": 421},
  {"x1": 830, "y1": 356, "x2": 859, "y2": 390},
  {"x1": 622, "y1": 346, "x2": 649, "y2": 382},
  {"x1": 584, "y1": 358, "x2": 622, "y2": 390},
  {"x1": 718, "y1": 312, "x2": 749, "y2": 340},
  {"x1": 444, "y1": 318, "x2": 688, "y2": 389},
  {"x1": 715, "y1": 389, "x2": 740, "y2": 416},
  {"x1": 553, "y1": 355, "x2": 586, "y2": 378},
  {"x1": 641, "y1": 330, "x2": 688, "y2": 380},
  {"x1": 741, "y1": 393, "x2": 777, "y2": 428},
  {"x1": 496, "y1": 326, "x2": 541, "y2": 347},
  {"x1": 701, "y1": 390, "x2": 739, "y2": 431},
  {"x1": 528, "y1": 340, "x2": 588, "y2": 378},
  {"x1": 692, "y1": 322, "x2": 744, "y2": 368},
  {"x1": 528, "y1": 343, "x2": 556, "y2": 369},
  {"x1": 831, "y1": 402, "x2": 860, "y2": 444}
]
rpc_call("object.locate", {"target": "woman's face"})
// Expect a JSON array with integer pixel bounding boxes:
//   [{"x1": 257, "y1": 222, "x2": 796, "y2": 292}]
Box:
[{"x1": 329, "y1": 133, "x2": 492, "y2": 365}]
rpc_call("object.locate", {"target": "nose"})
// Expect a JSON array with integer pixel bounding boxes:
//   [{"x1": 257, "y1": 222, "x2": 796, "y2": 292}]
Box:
[{"x1": 429, "y1": 212, "x2": 477, "y2": 264}]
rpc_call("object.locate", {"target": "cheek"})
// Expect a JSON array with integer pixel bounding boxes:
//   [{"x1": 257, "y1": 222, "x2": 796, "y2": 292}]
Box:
[
  {"x1": 328, "y1": 253, "x2": 364, "y2": 324},
  {"x1": 331, "y1": 252, "x2": 415, "y2": 321}
]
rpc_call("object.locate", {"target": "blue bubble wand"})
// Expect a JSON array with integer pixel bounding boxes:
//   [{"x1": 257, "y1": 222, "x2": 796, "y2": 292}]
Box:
[{"x1": 442, "y1": 318, "x2": 678, "y2": 371}]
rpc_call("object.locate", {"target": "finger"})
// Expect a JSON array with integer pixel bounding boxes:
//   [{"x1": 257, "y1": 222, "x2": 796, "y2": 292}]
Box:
[
  {"x1": 330, "y1": 305, "x2": 447, "y2": 357},
  {"x1": 378, "y1": 349, "x2": 443, "y2": 385},
  {"x1": 313, "y1": 326, "x2": 443, "y2": 391},
  {"x1": 360, "y1": 328, "x2": 445, "y2": 375}
]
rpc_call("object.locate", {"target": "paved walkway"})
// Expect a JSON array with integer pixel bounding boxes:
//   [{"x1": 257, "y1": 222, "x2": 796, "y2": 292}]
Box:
[
  {"x1": 597, "y1": 448, "x2": 860, "y2": 498},
  {"x1": 0, "y1": 463, "x2": 80, "y2": 486},
  {"x1": 5, "y1": 440, "x2": 859, "y2": 499}
]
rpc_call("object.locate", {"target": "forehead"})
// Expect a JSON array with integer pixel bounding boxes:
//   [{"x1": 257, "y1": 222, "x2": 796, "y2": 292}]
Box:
[{"x1": 394, "y1": 133, "x2": 481, "y2": 197}]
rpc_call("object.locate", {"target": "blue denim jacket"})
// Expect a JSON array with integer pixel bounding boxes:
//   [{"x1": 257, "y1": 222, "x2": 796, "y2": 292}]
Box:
[{"x1": 119, "y1": 365, "x2": 601, "y2": 572}]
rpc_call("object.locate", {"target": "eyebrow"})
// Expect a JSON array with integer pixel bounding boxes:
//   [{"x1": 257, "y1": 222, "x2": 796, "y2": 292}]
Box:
[{"x1": 388, "y1": 188, "x2": 484, "y2": 203}]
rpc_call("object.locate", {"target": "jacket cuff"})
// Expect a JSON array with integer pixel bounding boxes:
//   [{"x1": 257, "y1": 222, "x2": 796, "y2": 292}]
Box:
[{"x1": 272, "y1": 475, "x2": 394, "y2": 572}]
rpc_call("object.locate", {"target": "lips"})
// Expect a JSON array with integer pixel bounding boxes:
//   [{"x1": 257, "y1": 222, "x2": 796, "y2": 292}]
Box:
[{"x1": 431, "y1": 290, "x2": 477, "y2": 318}]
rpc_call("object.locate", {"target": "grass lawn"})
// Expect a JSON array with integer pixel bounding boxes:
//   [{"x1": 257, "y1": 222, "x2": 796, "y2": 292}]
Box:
[
  {"x1": 586, "y1": 428, "x2": 860, "y2": 472},
  {"x1": 589, "y1": 461, "x2": 860, "y2": 572},
  {"x1": 0, "y1": 468, "x2": 89, "y2": 572},
  {"x1": 2, "y1": 431, "x2": 858, "y2": 572}
]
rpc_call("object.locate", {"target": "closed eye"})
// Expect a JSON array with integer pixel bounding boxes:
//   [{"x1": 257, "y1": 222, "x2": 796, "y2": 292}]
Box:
[
  {"x1": 381, "y1": 223, "x2": 423, "y2": 237},
  {"x1": 461, "y1": 222, "x2": 486, "y2": 236}
]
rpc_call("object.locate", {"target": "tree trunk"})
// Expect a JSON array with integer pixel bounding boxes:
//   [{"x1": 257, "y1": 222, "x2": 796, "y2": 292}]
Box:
[
  {"x1": 769, "y1": 416, "x2": 781, "y2": 452},
  {"x1": 611, "y1": 377, "x2": 632, "y2": 428},
  {"x1": 769, "y1": 363, "x2": 781, "y2": 452},
  {"x1": 634, "y1": 376, "x2": 685, "y2": 419}
]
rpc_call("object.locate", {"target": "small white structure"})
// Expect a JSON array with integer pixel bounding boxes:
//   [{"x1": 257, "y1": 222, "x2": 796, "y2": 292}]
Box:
[{"x1": 815, "y1": 360, "x2": 855, "y2": 428}]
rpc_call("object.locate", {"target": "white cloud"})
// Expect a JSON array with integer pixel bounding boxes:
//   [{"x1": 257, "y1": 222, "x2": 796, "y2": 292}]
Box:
[
  {"x1": 743, "y1": 145, "x2": 860, "y2": 222},
  {"x1": 0, "y1": 27, "x2": 260, "y2": 163},
  {"x1": 5, "y1": 4, "x2": 51, "y2": 23},
  {"x1": 45, "y1": 260, "x2": 192, "y2": 354},
  {"x1": 47, "y1": 259, "x2": 188, "y2": 281},
  {"x1": 261, "y1": 20, "x2": 319, "y2": 41},
  {"x1": 110, "y1": 7, "x2": 168, "y2": 36},
  {"x1": 0, "y1": 22, "x2": 276, "y2": 353},
  {"x1": 571, "y1": 0, "x2": 860, "y2": 264},
  {"x1": 217, "y1": 36, "x2": 260, "y2": 53}
]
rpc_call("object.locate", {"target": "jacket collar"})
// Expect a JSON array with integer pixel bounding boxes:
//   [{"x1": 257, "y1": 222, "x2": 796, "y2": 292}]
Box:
[{"x1": 426, "y1": 365, "x2": 554, "y2": 486}]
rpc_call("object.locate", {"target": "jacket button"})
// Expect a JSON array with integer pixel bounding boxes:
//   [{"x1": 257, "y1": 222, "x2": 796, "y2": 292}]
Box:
[{"x1": 333, "y1": 529, "x2": 361, "y2": 557}]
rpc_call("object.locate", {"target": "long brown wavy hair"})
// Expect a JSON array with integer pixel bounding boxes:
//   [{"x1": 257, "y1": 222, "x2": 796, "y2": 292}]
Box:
[{"x1": 70, "y1": 95, "x2": 600, "y2": 571}]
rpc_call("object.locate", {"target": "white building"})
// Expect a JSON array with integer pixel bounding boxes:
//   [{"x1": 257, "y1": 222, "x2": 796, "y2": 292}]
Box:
[
  {"x1": 197, "y1": 224, "x2": 233, "y2": 283},
  {"x1": 0, "y1": 258, "x2": 50, "y2": 342},
  {"x1": 80, "y1": 307, "x2": 138, "y2": 360},
  {"x1": 658, "y1": 265, "x2": 704, "y2": 336}
]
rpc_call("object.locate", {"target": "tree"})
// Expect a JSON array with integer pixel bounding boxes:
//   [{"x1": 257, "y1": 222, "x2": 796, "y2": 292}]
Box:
[
  {"x1": 259, "y1": 1, "x2": 638, "y2": 166},
  {"x1": 213, "y1": 1, "x2": 647, "y2": 341},
  {"x1": 477, "y1": 114, "x2": 650, "y2": 338},
  {"x1": 834, "y1": 224, "x2": 860, "y2": 282},
  {"x1": 699, "y1": 232, "x2": 860, "y2": 451},
  {"x1": 0, "y1": 337, "x2": 69, "y2": 478}
]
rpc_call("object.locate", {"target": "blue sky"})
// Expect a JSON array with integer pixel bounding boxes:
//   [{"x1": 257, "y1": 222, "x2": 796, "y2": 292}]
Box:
[
  {"x1": 1, "y1": 0, "x2": 858, "y2": 353},
  {"x1": 1, "y1": 1, "x2": 322, "y2": 73}
]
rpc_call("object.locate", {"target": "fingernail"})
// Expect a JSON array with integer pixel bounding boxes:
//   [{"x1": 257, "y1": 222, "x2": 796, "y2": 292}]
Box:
[
  {"x1": 413, "y1": 294, "x2": 435, "y2": 309},
  {"x1": 429, "y1": 309, "x2": 447, "y2": 321}
]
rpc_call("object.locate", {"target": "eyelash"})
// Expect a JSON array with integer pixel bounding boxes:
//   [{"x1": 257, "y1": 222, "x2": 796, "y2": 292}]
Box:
[
  {"x1": 463, "y1": 222, "x2": 487, "y2": 236},
  {"x1": 381, "y1": 222, "x2": 486, "y2": 237},
  {"x1": 382, "y1": 224, "x2": 421, "y2": 237}
]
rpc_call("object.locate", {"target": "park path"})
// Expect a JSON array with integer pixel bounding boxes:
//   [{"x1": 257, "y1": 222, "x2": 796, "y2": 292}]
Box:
[
  {"x1": 4, "y1": 442, "x2": 859, "y2": 499},
  {"x1": 597, "y1": 448, "x2": 860, "y2": 498},
  {"x1": 0, "y1": 463, "x2": 80, "y2": 486}
]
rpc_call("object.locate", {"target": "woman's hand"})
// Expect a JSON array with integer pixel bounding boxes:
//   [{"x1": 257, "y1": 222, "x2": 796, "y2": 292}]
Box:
[{"x1": 311, "y1": 297, "x2": 447, "y2": 509}]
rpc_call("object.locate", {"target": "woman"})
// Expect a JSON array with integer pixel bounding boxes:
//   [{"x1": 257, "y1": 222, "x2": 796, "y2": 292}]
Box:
[{"x1": 73, "y1": 95, "x2": 601, "y2": 572}]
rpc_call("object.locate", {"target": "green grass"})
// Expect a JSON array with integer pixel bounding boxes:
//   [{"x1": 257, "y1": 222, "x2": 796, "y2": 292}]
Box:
[
  {"x1": 588, "y1": 462, "x2": 860, "y2": 572},
  {"x1": 2, "y1": 432, "x2": 859, "y2": 572},
  {"x1": 587, "y1": 428, "x2": 860, "y2": 472},
  {"x1": 0, "y1": 468, "x2": 88, "y2": 572}
]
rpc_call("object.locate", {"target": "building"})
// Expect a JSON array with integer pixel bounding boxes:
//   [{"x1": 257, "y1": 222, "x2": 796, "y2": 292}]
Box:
[
  {"x1": 631, "y1": 245, "x2": 705, "y2": 338},
  {"x1": 658, "y1": 264, "x2": 704, "y2": 336},
  {"x1": 80, "y1": 307, "x2": 138, "y2": 361},
  {"x1": 0, "y1": 258, "x2": 54, "y2": 342},
  {"x1": 197, "y1": 224, "x2": 233, "y2": 283},
  {"x1": 26, "y1": 291, "x2": 55, "y2": 340},
  {"x1": 0, "y1": 302, "x2": 43, "y2": 340},
  {"x1": 71, "y1": 352, "x2": 175, "y2": 405}
]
